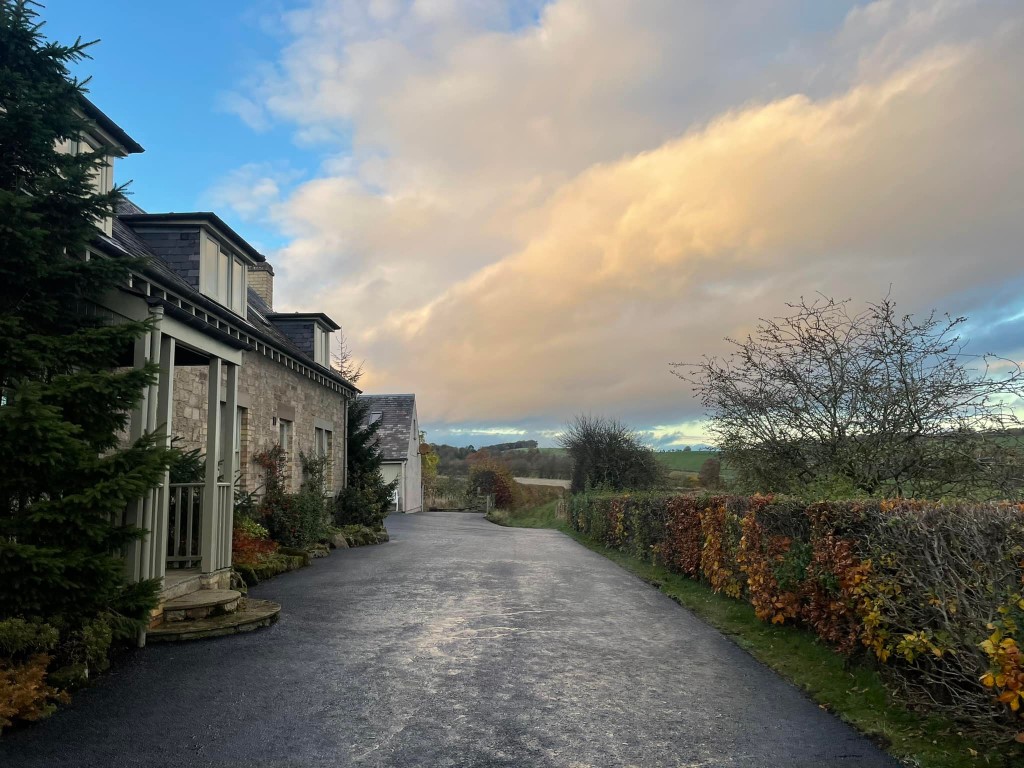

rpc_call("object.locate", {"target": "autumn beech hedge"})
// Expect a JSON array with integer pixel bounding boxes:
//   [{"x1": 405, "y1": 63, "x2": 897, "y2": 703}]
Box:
[{"x1": 566, "y1": 492, "x2": 1024, "y2": 736}]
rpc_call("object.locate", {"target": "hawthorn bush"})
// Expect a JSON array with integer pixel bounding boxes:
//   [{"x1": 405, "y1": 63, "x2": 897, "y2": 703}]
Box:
[{"x1": 566, "y1": 492, "x2": 1024, "y2": 738}]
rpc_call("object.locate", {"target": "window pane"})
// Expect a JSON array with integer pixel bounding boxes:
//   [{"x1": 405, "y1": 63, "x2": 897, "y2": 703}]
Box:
[
  {"x1": 218, "y1": 248, "x2": 230, "y2": 304},
  {"x1": 201, "y1": 235, "x2": 219, "y2": 294},
  {"x1": 232, "y1": 258, "x2": 244, "y2": 312}
]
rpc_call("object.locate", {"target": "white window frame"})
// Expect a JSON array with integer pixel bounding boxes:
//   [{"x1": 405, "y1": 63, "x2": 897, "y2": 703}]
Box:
[
  {"x1": 279, "y1": 418, "x2": 292, "y2": 452},
  {"x1": 201, "y1": 232, "x2": 248, "y2": 318},
  {"x1": 234, "y1": 406, "x2": 244, "y2": 482},
  {"x1": 313, "y1": 324, "x2": 331, "y2": 367}
]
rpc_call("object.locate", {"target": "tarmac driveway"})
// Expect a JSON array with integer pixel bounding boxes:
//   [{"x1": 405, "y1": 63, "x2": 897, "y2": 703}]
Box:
[{"x1": 0, "y1": 511, "x2": 897, "y2": 767}]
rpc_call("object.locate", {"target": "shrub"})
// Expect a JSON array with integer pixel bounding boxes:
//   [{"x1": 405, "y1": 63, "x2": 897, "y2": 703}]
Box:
[
  {"x1": 251, "y1": 447, "x2": 331, "y2": 549},
  {"x1": 335, "y1": 484, "x2": 392, "y2": 529},
  {"x1": 234, "y1": 516, "x2": 269, "y2": 541},
  {"x1": 0, "y1": 618, "x2": 66, "y2": 734},
  {"x1": 468, "y1": 455, "x2": 518, "y2": 509},
  {"x1": 566, "y1": 492, "x2": 1024, "y2": 738},
  {"x1": 337, "y1": 524, "x2": 389, "y2": 547},
  {"x1": 559, "y1": 415, "x2": 663, "y2": 493},
  {"x1": 232, "y1": 527, "x2": 278, "y2": 568}
]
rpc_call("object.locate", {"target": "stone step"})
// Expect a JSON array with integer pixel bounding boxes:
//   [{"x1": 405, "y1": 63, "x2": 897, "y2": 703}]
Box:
[
  {"x1": 147, "y1": 599, "x2": 281, "y2": 643},
  {"x1": 162, "y1": 589, "x2": 242, "y2": 623}
]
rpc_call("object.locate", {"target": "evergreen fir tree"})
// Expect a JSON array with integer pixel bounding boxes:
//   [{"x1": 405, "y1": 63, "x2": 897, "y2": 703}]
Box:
[
  {"x1": 335, "y1": 398, "x2": 398, "y2": 529},
  {"x1": 0, "y1": 1, "x2": 171, "y2": 627}
]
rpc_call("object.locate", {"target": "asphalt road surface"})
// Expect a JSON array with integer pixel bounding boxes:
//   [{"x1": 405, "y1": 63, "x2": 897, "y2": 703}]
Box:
[{"x1": 0, "y1": 511, "x2": 898, "y2": 767}]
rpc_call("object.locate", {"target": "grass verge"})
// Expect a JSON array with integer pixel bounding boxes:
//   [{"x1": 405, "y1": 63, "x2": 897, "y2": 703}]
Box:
[
  {"x1": 486, "y1": 499, "x2": 562, "y2": 528},
  {"x1": 487, "y1": 504, "x2": 1020, "y2": 768}
]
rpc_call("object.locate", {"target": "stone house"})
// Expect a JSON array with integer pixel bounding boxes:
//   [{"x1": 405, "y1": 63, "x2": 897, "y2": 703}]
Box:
[
  {"x1": 77, "y1": 99, "x2": 358, "y2": 636},
  {"x1": 359, "y1": 394, "x2": 423, "y2": 514}
]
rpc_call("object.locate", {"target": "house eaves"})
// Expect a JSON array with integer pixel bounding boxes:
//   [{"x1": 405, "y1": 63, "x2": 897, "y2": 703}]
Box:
[
  {"x1": 266, "y1": 312, "x2": 341, "y2": 331},
  {"x1": 79, "y1": 96, "x2": 144, "y2": 155}
]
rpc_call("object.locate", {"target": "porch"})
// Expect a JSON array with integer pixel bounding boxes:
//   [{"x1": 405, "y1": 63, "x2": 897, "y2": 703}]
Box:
[{"x1": 118, "y1": 301, "x2": 248, "y2": 628}]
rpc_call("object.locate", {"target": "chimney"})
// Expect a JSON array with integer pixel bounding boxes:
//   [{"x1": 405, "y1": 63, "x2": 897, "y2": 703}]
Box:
[{"x1": 248, "y1": 262, "x2": 274, "y2": 309}]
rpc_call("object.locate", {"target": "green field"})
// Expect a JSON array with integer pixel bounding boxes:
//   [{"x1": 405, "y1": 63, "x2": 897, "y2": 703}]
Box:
[{"x1": 655, "y1": 450, "x2": 719, "y2": 473}]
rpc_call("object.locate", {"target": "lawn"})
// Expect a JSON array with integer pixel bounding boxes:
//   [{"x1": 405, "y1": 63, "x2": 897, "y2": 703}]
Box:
[{"x1": 486, "y1": 502, "x2": 1020, "y2": 768}]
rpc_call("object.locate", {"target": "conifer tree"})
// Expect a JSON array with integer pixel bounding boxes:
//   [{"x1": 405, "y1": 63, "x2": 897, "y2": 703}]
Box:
[
  {"x1": 335, "y1": 398, "x2": 398, "y2": 529},
  {"x1": 0, "y1": 1, "x2": 170, "y2": 627}
]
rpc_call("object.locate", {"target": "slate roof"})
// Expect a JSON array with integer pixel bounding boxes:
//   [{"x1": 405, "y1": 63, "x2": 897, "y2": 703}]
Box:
[
  {"x1": 98, "y1": 199, "x2": 359, "y2": 394},
  {"x1": 359, "y1": 394, "x2": 417, "y2": 462},
  {"x1": 118, "y1": 210, "x2": 267, "y2": 263}
]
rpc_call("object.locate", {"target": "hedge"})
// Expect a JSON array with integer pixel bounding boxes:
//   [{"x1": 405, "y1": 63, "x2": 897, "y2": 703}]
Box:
[{"x1": 566, "y1": 492, "x2": 1024, "y2": 738}]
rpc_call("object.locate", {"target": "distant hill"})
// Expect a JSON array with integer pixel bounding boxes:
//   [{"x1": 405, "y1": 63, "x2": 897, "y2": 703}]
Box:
[{"x1": 431, "y1": 441, "x2": 572, "y2": 480}]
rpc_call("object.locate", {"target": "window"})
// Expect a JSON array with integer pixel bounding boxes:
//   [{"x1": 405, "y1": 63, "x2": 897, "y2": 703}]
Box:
[
  {"x1": 314, "y1": 426, "x2": 334, "y2": 488},
  {"x1": 314, "y1": 426, "x2": 331, "y2": 457},
  {"x1": 278, "y1": 418, "x2": 293, "y2": 490},
  {"x1": 368, "y1": 411, "x2": 382, "y2": 425},
  {"x1": 62, "y1": 134, "x2": 114, "y2": 235},
  {"x1": 279, "y1": 418, "x2": 292, "y2": 452},
  {"x1": 313, "y1": 324, "x2": 331, "y2": 366},
  {"x1": 201, "y1": 233, "x2": 247, "y2": 317},
  {"x1": 234, "y1": 407, "x2": 245, "y2": 486}
]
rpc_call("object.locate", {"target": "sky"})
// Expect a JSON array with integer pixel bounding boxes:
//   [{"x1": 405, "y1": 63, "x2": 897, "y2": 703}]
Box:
[{"x1": 43, "y1": 0, "x2": 1024, "y2": 448}]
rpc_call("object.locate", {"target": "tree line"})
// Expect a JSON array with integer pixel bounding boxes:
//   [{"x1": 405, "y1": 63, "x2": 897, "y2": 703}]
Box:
[{"x1": 431, "y1": 440, "x2": 574, "y2": 480}]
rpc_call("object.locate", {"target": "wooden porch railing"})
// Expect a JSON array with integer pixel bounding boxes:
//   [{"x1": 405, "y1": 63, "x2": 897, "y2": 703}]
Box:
[
  {"x1": 166, "y1": 482, "x2": 234, "y2": 570},
  {"x1": 167, "y1": 483, "x2": 203, "y2": 569}
]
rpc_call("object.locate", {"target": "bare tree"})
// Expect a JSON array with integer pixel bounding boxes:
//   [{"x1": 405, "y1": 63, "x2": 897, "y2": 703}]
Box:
[
  {"x1": 559, "y1": 415, "x2": 664, "y2": 493},
  {"x1": 673, "y1": 296, "x2": 1024, "y2": 499},
  {"x1": 331, "y1": 329, "x2": 364, "y2": 384}
]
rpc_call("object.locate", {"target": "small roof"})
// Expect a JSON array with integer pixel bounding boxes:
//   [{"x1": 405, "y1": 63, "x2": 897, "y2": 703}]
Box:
[
  {"x1": 118, "y1": 211, "x2": 267, "y2": 263},
  {"x1": 267, "y1": 312, "x2": 341, "y2": 331},
  {"x1": 360, "y1": 394, "x2": 417, "y2": 462},
  {"x1": 80, "y1": 96, "x2": 144, "y2": 154}
]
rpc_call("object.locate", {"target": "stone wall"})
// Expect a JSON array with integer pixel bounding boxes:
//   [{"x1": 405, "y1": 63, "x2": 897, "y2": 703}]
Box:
[{"x1": 171, "y1": 352, "x2": 347, "y2": 494}]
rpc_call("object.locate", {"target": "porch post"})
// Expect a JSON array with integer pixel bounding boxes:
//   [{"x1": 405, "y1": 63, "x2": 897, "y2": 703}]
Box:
[
  {"x1": 201, "y1": 357, "x2": 222, "y2": 575},
  {"x1": 123, "y1": 331, "x2": 152, "y2": 582},
  {"x1": 138, "y1": 312, "x2": 163, "y2": 582},
  {"x1": 152, "y1": 334, "x2": 176, "y2": 585},
  {"x1": 221, "y1": 362, "x2": 239, "y2": 571}
]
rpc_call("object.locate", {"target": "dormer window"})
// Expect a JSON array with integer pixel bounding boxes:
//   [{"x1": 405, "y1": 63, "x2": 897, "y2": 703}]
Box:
[
  {"x1": 61, "y1": 133, "x2": 115, "y2": 235},
  {"x1": 313, "y1": 324, "x2": 331, "y2": 366},
  {"x1": 201, "y1": 232, "x2": 247, "y2": 316}
]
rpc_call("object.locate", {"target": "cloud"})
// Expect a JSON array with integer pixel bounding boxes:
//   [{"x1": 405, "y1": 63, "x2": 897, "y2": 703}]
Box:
[
  {"x1": 204, "y1": 162, "x2": 300, "y2": 221},
  {"x1": 217, "y1": 92, "x2": 271, "y2": 133},
  {"x1": 228, "y1": 0, "x2": 1024, "y2": 437}
]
